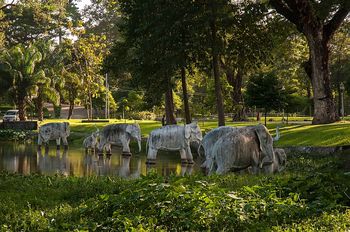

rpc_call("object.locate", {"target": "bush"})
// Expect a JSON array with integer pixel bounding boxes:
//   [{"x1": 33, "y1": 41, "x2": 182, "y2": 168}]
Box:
[
  {"x1": 0, "y1": 129, "x2": 35, "y2": 142},
  {"x1": 128, "y1": 111, "x2": 156, "y2": 120}
]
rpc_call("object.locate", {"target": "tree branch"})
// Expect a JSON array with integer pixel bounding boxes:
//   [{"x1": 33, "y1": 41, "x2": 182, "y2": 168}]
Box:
[
  {"x1": 323, "y1": 6, "x2": 350, "y2": 42},
  {"x1": 0, "y1": 0, "x2": 16, "y2": 10},
  {"x1": 269, "y1": 0, "x2": 303, "y2": 32}
]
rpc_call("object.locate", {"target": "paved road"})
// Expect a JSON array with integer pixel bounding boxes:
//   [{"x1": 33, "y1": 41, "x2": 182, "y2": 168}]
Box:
[{"x1": 45, "y1": 103, "x2": 88, "y2": 119}]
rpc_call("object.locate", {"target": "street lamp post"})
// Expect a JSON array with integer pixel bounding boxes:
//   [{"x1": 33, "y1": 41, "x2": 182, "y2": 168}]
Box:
[
  {"x1": 105, "y1": 73, "x2": 109, "y2": 119},
  {"x1": 340, "y1": 82, "x2": 345, "y2": 120}
]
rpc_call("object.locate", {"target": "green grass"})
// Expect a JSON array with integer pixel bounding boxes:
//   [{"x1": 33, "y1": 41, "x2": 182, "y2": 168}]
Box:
[
  {"x1": 37, "y1": 118, "x2": 350, "y2": 147},
  {"x1": 1, "y1": 153, "x2": 350, "y2": 231}
]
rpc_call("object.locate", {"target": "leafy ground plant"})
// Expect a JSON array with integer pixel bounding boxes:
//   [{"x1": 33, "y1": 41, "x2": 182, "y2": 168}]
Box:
[{"x1": 0, "y1": 152, "x2": 350, "y2": 231}]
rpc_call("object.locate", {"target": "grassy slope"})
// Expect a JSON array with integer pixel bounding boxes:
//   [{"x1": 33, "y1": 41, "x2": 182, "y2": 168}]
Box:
[{"x1": 41, "y1": 119, "x2": 350, "y2": 147}]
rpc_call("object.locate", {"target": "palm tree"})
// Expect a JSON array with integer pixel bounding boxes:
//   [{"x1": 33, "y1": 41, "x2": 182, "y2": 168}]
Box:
[
  {"x1": 0, "y1": 44, "x2": 44, "y2": 121},
  {"x1": 34, "y1": 40, "x2": 61, "y2": 121}
]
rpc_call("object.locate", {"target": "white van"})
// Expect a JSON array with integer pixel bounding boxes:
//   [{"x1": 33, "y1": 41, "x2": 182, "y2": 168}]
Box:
[{"x1": 3, "y1": 110, "x2": 20, "y2": 122}]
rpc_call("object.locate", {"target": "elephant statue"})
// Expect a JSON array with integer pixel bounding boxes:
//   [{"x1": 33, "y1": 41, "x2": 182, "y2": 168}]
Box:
[
  {"x1": 199, "y1": 126, "x2": 238, "y2": 172},
  {"x1": 83, "y1": 129, "x2": 99, "y2": 153},
  {"x1": 38, "y1": 122, "x2": 70, "y2": 149},
  {"x1": 146, "y1": 122, "x2": 202, "y2": 164},
  {"x1": 262, "y1": 148, "x2": 287, "y2": 174},
  {"x1": 97, "y1": 123, "x2": 142, "y2": 156},
  {"x1": 209, "y1": 124, "x2": 275, "y2": 175}
]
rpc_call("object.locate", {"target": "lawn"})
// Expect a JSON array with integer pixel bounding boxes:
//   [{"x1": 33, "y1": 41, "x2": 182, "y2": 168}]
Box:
[{"x1": 39, "y1": 119, "x2": 350, "y2": 147}]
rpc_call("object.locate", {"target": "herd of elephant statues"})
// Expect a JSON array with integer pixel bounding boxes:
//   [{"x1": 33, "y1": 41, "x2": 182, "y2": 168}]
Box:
[{"x1": 37, "y1": 121, "x2": 287, "y2": 175}]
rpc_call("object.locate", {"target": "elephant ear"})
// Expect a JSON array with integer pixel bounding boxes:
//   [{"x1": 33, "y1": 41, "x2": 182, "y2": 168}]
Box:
[
  {"x1": 254, "y1": 127, "x2": 263, "y2": 151},
  {"x1": 185, "y1": 124, "x2": 191, "y2": 139}
]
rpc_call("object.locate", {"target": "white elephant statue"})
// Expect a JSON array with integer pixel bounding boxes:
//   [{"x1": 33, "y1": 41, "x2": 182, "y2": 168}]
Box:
[
  {"x1": 97, "y1": 123, "x2": 141, "y2": 155},
  {"x1": 83, "y1": 130, "x2": 100, "y2": 152},
  {"x1": 146, "y1": 122, "x2": 202, "y2": 164},
  {"x1": 209, "y1": 124, "x2": 275, "y2": 175},
  {"x1": 262, "y1": 148, "x2": 287, "y2": 174},
  {"x1": 38, "y1": 122, "x2": 70, "y2": 149},
  {"x1": 199, "y1": 126, "x2": 238, "y2": 172}
]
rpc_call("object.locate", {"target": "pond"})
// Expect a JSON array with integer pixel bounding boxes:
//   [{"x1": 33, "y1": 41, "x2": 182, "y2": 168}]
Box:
[{"x1": 0, "y1": 142, "x2": 204, "y2": 177}]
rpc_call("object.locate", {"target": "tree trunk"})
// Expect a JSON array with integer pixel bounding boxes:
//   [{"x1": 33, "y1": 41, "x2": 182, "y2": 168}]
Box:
[
  {"x1": 220, "y1": 61, "x2": 246, "y2": 121},
  {"x1": 210, "y1": 19, "x2": 225, "y2": 126},
  {"x1": 89, "y1": 91, "x2": 93, "y2": 120},
  {"x1": 54, "y1": 104, "x2": 61, "y2": 118},
  {"x1": 165, "y1": 87, "x2": 177, "y2": 125},
  {"x1": 17, "y1": 98, "x2": 26, "y2": 121},
  {"x1": 68, "y1": 101, "x2": 74, "y2": 120},
  {"x1": 181, "y1": 66, "x2": 191, "y2": 124},
  {"x1": 306, "y1": 31, "x2": 338, "y2": 124},
  {"x1": 337, "y1": 83, "x2": 342, "y2": 117},
  {"x1": 264, "y1": 110, "x2": 267, "y2": 126},
  {"x1": 36, "y1": 91, "x2": 44, "y2": 121}
]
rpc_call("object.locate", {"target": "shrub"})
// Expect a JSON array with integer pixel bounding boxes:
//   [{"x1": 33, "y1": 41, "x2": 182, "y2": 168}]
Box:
[
  {"x1": 0, "y1": 129, "x2": 35, "y2": 142},
  {"x1": 128, "y1": 111, "x2": 156, "y2": 120}
]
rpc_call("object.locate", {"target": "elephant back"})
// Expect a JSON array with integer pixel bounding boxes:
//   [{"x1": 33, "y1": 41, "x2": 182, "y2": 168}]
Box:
[{"x1": 149, "y1": 125, "x2": 186, "y2": 150}]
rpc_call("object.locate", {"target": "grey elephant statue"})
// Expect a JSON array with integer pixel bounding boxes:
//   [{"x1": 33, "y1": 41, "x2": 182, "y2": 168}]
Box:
[
  {"x1": 199, "y1": 126, "x2": 238, "y2": 172},
  {"x1": 146, "y1": 122, "x2": 202, "y2": 164},
  {"x1": 209, "y1": 124, "x2": 275, "y2": 175},
  {"x1": 262, "y1": 148, "x2": 287, "y2": 174},
  {"x1": 97, "y1": 123, "x2": 142, "y2": 155},
  {"x1": 83, "y1": 129, "x2": 99, "y2": 153},
  {"x1": 38, "y1": 122, "x2": 70, "y2": 149}
]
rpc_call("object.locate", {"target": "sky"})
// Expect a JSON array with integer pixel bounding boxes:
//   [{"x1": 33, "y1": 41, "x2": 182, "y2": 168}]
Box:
[{"x1": 76, "y1": 0, "x2": 91, "y2": 10}]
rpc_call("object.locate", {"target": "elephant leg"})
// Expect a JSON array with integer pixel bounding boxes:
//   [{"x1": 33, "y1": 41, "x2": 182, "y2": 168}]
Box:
[
  {"x1": 185, "y1": 147, "x2": 194, "y2": 164},
  {"x1": 146, "y1": 148, "x2": 157, "y2": 164},
  {"x1": 62, "y1": 137, "x2": 68, "y2": 149},
  {"x1": 122, "y1": 139, "x2": 131, "y2": 156},
  {"x1": 56, "y1": 138, "x2": 61, "y2": 150},
  {"x1": 251, "y1": 165, "x2": 260, "y2": 174},
  {"x1": 38, "y1": 136, "x2": 42, "y2": 149},
  {"x1": 179, "y1": 148, "x2": 188, "y2": 164},
  {"x1": 96, "y1": 139, "x2": 106, "y2": 156},
  {"x1": 105, "y1": 143, "x2": 112, "y2": 155}
]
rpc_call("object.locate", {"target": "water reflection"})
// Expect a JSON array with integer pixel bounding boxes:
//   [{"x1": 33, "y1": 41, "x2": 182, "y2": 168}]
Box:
[
  {"x1": 0, "y1": 142, "x2": 203, "y2": 177},
  {"x1": 37, "y1": 148, "x2": 70, "y2": 176}
]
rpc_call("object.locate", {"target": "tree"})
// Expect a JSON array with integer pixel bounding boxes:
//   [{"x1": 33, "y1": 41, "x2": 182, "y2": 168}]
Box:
[
  {"x1": 246, "y1": 72, "x2": 287, "y2": 125},
  {"x1": 34, "y1": 40, "x2": 63, "y2": 121},
  {"x1": 0, "y1": 44, "x2": 44, "y2": 120},
  {"x1": 269, "y1": 0, "x2": 350, "y2": 124},
  {"x1": 2, "y1": 0, "x2": 81, "y2": 46}
]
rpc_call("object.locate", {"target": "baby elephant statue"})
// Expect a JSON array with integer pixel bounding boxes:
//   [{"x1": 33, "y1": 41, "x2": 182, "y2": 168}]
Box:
[
  {"x1": 146, "y1": 122, "x2": 202, "y2": 164},
  {"x1": 209, "y1": 124, "x2": 275, "y2": 175},
  {"x1": 97, "y1": 123, "x2": 142, "y2": 156},
  {"x1": 38, "y1": 122, "x2": 70, "y2": 149},
  {"x1": 262, "y1": 148, "x2": 287, "y2": 174},
  {"x1": 83, "y1": 130, "x2": 100, "y2": 153}
]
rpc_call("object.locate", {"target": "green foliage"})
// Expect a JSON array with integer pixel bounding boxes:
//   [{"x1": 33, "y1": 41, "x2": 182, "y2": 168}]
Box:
[
  {"x1": 0, "y1": 154, "x2": 350, "y2": 231},
  {"x1": 0, "y1": 129, "x2": 33, "y2": 141},
  {"x1": 0, "y1": 43, "x2": 45, "y2": 119},
  {"x1": 246, "y1": 72, "x2": 287, "y2": 112},
  {"x1": 127, "y1": 111, "x2": 156, "y2": 120}
]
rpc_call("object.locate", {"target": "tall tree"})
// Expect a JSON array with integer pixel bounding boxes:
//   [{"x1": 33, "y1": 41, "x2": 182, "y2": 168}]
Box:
[
  {"x1": 246, "y1": 72, "x2": 287, "y2": 125},
  {"x1": 2, "y1": 0, "x2": 79, "y2": 46},
  {"x1": 269, "y1": 0, "x2": 350, "y2": 124}
]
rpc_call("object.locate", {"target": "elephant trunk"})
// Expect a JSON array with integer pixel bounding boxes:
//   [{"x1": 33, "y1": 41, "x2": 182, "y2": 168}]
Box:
[{"x1": 137, "y1": 138, "x2": 142, "y2": 153}]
